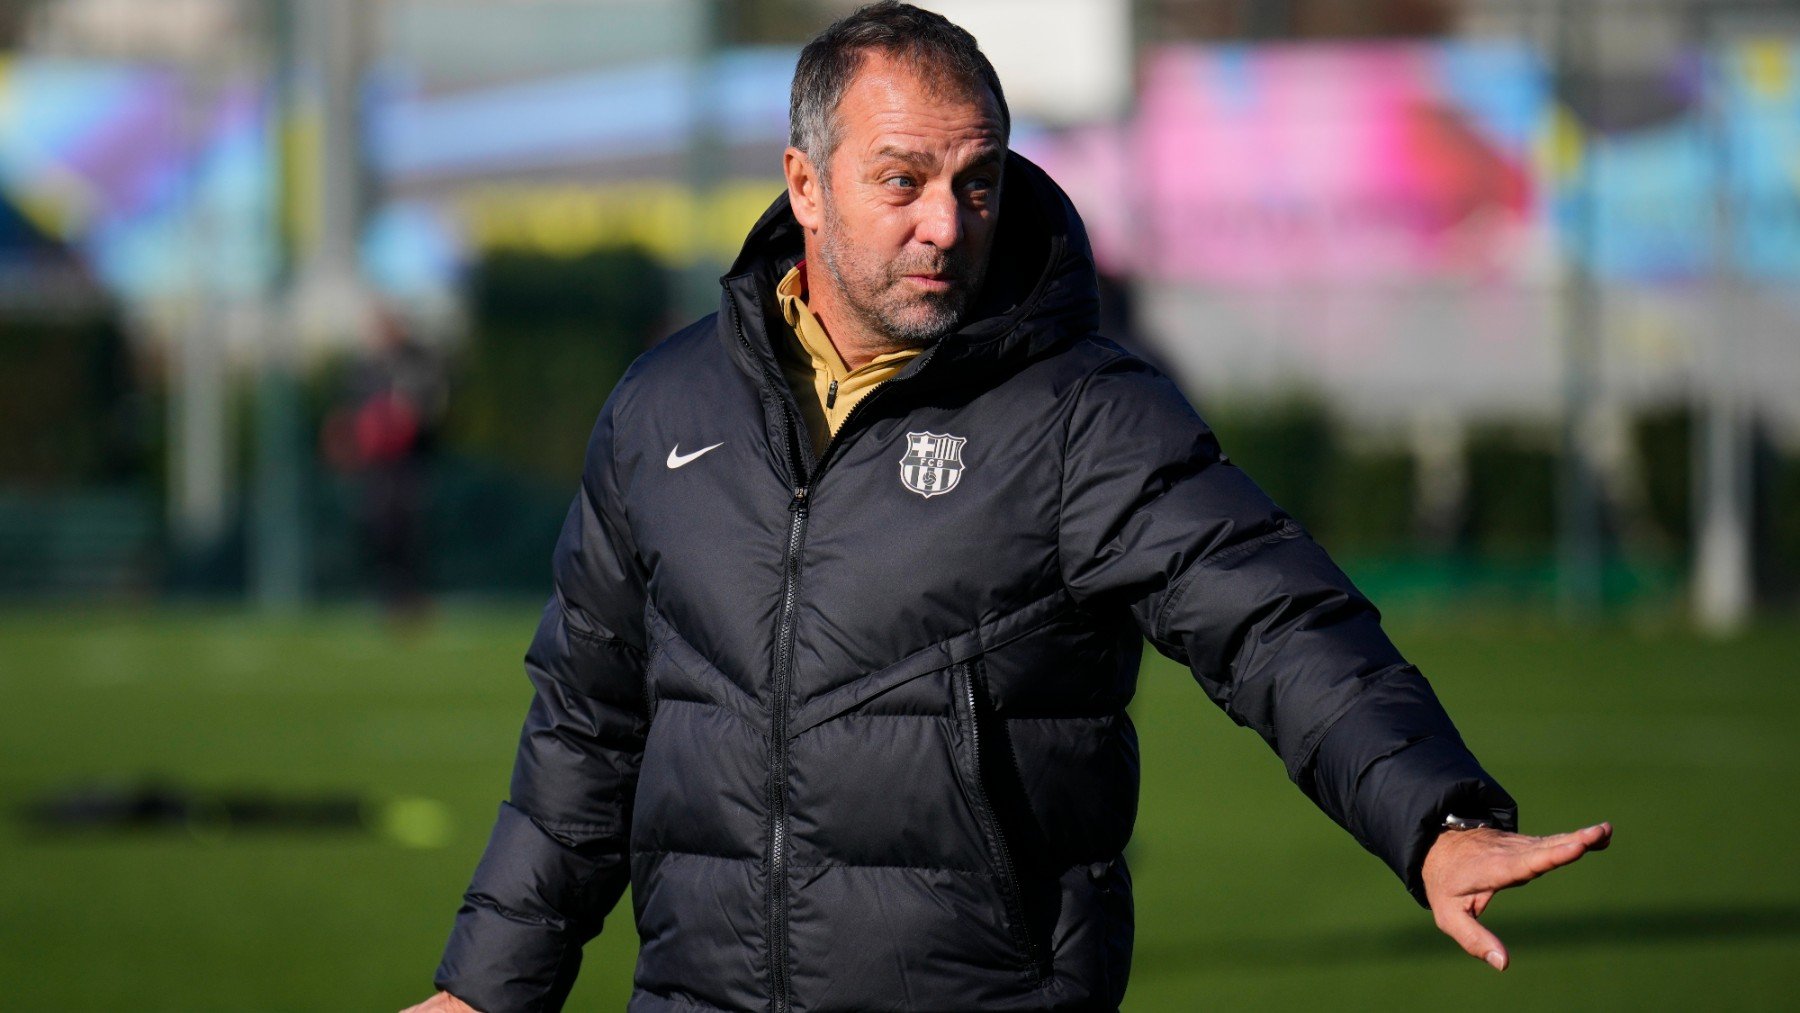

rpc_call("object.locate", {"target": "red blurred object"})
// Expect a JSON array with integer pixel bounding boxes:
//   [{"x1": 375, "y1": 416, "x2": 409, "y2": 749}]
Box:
[{"x1": 353, "y1": 390, "x2": 423, "y2": 466}]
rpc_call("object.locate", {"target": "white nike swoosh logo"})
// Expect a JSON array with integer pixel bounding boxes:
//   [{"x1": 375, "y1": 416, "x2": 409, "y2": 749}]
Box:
[{"x1": 666, "y1": 442, "x2": 724, "y2": 469}]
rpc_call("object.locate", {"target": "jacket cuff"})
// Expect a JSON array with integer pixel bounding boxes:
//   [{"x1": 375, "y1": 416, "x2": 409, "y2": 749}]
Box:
[
  {"x1": 1355, "y1": 734, "x2": 1518, "y2": 907},
  {"x1": 435, "y1": 897, "x2": 580, "y2": 1013},
  {"x1": 433, "y1": 802, "x2": 621, "y2": 1012},
  {"x1": 1305, "y1": 672, "x2": 1517, "y2": 908}
]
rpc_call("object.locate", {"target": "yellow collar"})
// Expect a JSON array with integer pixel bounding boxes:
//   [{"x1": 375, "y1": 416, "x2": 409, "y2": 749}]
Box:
[
  {"x1": 773, "y1": 263, "x2": 924, "y2": 453},
  {"x1": 775, "y1": 264, "x2": 921, "y2": 380}
]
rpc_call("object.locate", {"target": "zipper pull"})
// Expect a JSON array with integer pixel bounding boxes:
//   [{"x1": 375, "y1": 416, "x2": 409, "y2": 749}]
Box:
[
  {"x1": 825, "y1": 379, "x2": 838, "y2": 409},
  {"x1": 790, "y1": 486, "x2": 809, "y2": 512}
]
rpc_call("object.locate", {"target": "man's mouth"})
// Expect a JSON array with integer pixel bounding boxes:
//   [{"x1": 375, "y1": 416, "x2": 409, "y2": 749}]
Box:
[{"x1": 902, "y1": 271, "x2": 956, "y2": 292}]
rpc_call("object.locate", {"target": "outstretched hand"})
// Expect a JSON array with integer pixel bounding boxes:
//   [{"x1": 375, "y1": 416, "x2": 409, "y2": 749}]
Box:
[{"x1": 1422, "y1": 821, "x2": 1613, "y2": 971}]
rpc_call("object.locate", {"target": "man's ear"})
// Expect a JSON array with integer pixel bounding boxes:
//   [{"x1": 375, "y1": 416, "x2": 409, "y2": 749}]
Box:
[{"x1": 784, "y1": 147, "x2": 824, "y2": 232}]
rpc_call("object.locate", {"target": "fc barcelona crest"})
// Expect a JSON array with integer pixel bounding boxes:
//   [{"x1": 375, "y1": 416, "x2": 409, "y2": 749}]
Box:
[{"x1": 899, "y1": 431, "x2": 968, "y2": 499}]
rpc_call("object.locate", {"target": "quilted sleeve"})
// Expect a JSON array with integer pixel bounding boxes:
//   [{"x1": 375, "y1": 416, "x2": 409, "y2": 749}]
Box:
[
  {"x1": 434, "y1": 390, "x2": 649, "y2": 1011},
  {"x1": 1057, "y1": 354, "x2": 1516, "y2": 906}
]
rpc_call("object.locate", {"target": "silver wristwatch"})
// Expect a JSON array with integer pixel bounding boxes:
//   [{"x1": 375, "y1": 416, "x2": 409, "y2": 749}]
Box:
[{"x1": 1441, "y1": 814, "x2": 1497, "y2": 831}]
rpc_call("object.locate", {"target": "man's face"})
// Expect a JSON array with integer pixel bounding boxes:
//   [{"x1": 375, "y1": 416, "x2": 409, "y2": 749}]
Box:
[{"x1": 800, "y1": 52, "x2": 1005, "y2": 348}]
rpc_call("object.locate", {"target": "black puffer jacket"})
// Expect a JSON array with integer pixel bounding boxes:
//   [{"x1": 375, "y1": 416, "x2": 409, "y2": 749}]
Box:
[{"x1": 434, "y1": 152, "x2": 1517, "y2": 1013}]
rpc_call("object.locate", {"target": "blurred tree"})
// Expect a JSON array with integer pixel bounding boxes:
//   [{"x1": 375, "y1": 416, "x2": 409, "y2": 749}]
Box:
[
  {"x1": 447, "y1": 247, "x2": 670, "y2": 487},
  {"x1": 1144, "y1": 0, "x2": 1454, "y2": 40},
  {"x1": 1206, "y1": 397, "x2": 1336, "y2": 534},
  {"x1": 0, "y1": 313, "x2": 146, "y2": 487},
  {"x1": 1324, "y1": 446, "x2": 1417, "y2": 555},
  {"x1": 1295, "y1": 0, "x2": 1455, "y2": 37},
  {"x1": 735, "y1": 0, "x2": 830, "y2": 43},
  {"x1": 1753, "y1": 426, "x2": 1800, "y2": 602},
  {"x1": 1461, "y1": 424, "x2": 1558, "y2": 558},
  {"x1": 0, "y1": 1, "x2": 34, "y2": 45},
  {"x1": 1633, "y1": 407, "x2": 1694, "y2": 557},
  {"x1": 1204, "y1": 398, "x2": 1417, "y2": 557}
]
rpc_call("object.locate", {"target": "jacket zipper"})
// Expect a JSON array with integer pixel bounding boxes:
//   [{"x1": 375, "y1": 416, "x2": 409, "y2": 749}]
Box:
[
  {"x1": 812, "y1": 342, "x2": 941, "y2": 474},
  {"x1": 956, "y1": 663, "x2": 1048, "y2": 984},
  {"x1": 726, "y1": 288, "x2": 811, "y2": 1013},
  {"x1": 727, "y1": 286, "x2": 944, "y2": 1011},
  {"x1": 768, "y1": 482, "x2": 808, "y2": 1013}
]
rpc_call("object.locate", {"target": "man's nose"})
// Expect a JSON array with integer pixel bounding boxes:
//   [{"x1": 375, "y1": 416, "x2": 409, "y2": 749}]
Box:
[{"x1": 913, "y1": 184, "x2": 962, "y2": 249}]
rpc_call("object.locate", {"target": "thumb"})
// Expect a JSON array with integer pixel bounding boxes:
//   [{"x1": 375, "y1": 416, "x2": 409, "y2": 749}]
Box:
[{"x1": 1435, "y1": 904, "x2": 1509, "y2": 971}]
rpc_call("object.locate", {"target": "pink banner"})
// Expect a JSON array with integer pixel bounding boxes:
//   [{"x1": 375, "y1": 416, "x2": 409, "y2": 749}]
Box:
[{"x1": 1131, "y1": 44, "x2": 1543, "y2": 286}]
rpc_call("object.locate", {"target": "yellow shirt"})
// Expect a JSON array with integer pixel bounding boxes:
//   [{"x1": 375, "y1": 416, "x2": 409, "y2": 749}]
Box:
[{"x1": 775, "y1": 263, "x2": 923, "y2": 455}]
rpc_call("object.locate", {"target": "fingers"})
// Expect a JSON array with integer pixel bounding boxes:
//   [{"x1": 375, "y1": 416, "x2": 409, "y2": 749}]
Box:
[
  {"x1": 1435, "y1": 903, "x2": 1509, "y2": 972},
  {"x1": 1539, "y1": 822, "x2": 1612, "y2": 851},
  {"x1": 1518, "y1": 838, "x2": 1587, "y2": 878},
  {"x1": 1426, "y1": 823, "x2": 1611, "y2": 972},
  {"x1": 1514, "y1": 822, "x2": 1613, "y2": 880}
]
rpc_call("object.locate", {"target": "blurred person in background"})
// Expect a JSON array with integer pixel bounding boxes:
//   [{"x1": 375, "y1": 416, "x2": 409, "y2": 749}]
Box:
[
  {"x1": 321, "y1": 306, "x2": 447, "y2": 620},
  {"x1": 405, "y1": 4, "x2": 1609, "y2": 1011}
]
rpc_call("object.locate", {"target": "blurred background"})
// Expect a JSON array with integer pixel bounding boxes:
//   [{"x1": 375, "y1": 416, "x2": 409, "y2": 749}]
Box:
[{"x1": 1, "y1": 1, "x2": 1796, "y2": 1009}]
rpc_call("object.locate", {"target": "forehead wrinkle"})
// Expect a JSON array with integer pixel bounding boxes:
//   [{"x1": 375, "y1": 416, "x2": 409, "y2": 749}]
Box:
[
  {"x1": 858, "y1": 100, "x2": 1002, "y2": 135},
  {"x1": 855, "y1": 112, "x2": 1003, "y2": 158}
]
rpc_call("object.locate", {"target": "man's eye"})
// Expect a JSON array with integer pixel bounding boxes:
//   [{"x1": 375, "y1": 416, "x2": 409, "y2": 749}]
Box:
[
  {"x1": 961, "y1": 177, "x2": 996, "y2": 201},
  {"x1": 885, "y1": 176, "x2": 916, "y2": 190}
]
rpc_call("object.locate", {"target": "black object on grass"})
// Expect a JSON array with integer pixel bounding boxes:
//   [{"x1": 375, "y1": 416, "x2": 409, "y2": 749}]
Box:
[{"x1": 18, "y1": 779, "x2": 449, "y2": 847}]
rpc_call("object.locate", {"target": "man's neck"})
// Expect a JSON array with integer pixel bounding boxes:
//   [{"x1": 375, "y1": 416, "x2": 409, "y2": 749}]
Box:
[{"x1": 794, "y1": 260, "x2": 914, "y2": 373}]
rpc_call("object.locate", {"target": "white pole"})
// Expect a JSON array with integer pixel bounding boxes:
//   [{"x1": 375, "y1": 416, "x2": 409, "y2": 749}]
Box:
[
  {"x1": 1692, "y1": 17, "x2": 1754, "y2": 636},
  {"x1": 1694, "y1": 389, "x2": 1754, "y2": 634},
  {"x1": 170, "y1": 35, "x2": 231, "y2": 568}
]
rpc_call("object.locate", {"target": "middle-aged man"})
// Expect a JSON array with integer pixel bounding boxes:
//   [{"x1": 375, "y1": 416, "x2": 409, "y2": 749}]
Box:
[{"x1": 406, "y1": 4, "x2": 1611, "y2": 1011}]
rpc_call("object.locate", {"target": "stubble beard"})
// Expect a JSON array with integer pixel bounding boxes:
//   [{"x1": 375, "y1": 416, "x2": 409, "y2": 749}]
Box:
[{"x1": 814, "y1": 186, "x2": 986, "y2": 351}]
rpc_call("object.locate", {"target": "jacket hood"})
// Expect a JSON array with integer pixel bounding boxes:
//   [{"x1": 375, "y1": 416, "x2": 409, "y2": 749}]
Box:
[{"x1": 718, "y1": 149, "x2": 1102, "y2": 387}]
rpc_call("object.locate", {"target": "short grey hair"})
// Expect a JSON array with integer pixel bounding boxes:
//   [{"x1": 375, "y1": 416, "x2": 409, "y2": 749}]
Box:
[{"x1": 789, "y1": 1, "x2": 1010, "y2": 170}]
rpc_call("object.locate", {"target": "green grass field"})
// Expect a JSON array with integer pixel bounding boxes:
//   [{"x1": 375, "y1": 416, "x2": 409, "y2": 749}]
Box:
[{"x1": 2, "y1": 605, "x2": 1797, "y2": 1011}]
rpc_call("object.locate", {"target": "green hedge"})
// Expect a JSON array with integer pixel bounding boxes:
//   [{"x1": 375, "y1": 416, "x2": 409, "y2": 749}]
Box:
[
  {"x1": 0, "y1": 311, "x2": 152, "y2": 487},
  {"x1": 446, "y1": 247, "x2": 669, "y2": 488}
]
